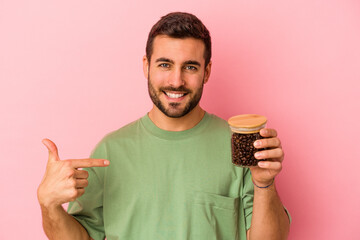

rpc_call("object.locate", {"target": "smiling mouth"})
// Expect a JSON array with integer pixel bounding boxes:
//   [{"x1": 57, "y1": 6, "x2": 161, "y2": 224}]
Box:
[{"x1": 163, "y1": 91, "x2": 188, "y2": 99}]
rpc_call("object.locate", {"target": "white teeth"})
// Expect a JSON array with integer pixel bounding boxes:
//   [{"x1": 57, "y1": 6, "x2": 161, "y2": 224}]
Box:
[{"x1": 165, "y1": 92, "x2": 185, "y2": 98}]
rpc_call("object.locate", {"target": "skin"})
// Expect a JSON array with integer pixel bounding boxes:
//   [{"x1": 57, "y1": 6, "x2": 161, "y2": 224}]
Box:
[
  {"x1": 143, "y1": 35, "x2": 211, "y2": 131},
  {"x1": 38, "y1": 34, "x2": 290, "y2": 240}
]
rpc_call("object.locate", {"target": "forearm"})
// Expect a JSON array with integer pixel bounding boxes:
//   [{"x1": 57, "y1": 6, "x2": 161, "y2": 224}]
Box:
[
  {"x1": 40, "y1": 204, "x2": 90, "y2": 240},
  {"x1": 249, "y1": 182, "x2": 290, "y2": 240}
]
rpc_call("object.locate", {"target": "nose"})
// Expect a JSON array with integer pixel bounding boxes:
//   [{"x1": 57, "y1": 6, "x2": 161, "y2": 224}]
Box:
[{"x1": 167, "y1": 68, "x2": 184, "y2": 88}]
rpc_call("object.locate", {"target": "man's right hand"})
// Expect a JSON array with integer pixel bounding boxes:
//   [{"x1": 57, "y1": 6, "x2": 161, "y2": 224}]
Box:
[{"x1": 37, "y1": 139, "x2": 110, "y2": 209}]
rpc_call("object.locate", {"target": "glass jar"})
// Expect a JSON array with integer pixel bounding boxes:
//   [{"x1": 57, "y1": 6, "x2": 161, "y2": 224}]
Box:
[{"x1": 228, "y1": 114, "x2": 267, "y2": 167}]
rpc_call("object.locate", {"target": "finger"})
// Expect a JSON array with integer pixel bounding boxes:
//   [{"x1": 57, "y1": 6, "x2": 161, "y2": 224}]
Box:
[
  {"x1": 254, "y1": 137, "x2": 281, "y2": 149},
  {"x1": 75, "y1": 179, "x2": 89, "y2": 188},
  {"x1": 258, "y1": 160, "x2": 282, "y2": 171},
  {"x1": 42, "y1": 138, "x2": 60, "y2": 162},
  {"x1": 69, "y1": 158, "x2": 110, "y2": 168},
  {"x1": 76, "y1": 188, "x2": 85, "y2": 198},
  {"x1": 255, "y1": 148, "x2": 284, "y2": 161},
  {"x1": 260, "y1": 128, "x2": 277, "y2": 138},
  {"x1": 74, "y1": 169, "x2": 89, "y2": 179}
]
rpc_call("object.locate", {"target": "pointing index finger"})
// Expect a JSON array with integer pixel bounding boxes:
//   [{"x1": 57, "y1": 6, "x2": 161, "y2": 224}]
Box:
[{"x1": 70, "y1": 159, "x2": 110, "y2": 168}]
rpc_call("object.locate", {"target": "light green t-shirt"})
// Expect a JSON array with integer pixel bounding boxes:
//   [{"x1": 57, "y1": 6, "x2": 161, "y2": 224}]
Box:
[{"x1": 68, "y1": 112, "x2": 255, "y2": 240}]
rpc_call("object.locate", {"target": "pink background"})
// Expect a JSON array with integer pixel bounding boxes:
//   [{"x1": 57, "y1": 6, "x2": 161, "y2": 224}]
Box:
[{"x1": 1, "y1": 0, "x2": 359, "y2": 239}]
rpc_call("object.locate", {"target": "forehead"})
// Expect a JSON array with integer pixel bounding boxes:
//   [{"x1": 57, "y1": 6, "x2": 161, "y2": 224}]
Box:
[{"x1": 151, "y1": 35, "x2": 206, "y2": 64}]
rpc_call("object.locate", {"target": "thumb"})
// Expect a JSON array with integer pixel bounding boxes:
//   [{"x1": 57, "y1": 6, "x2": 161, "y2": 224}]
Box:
[{"x1": 42, "y1": 138, "x2": 60, "y2": 162}]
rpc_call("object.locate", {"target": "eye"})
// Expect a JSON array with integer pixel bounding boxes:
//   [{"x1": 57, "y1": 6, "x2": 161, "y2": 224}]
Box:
[
  {"x1": 159, "y1": 63, "x2": 170, "y2": 68},
  {"x1": 185, "y1": 65, "x2": 197, "y2": 71}
]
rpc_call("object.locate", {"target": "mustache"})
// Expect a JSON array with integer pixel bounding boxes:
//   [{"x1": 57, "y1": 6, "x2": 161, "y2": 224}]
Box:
[{"x1": 160, "y1": 86, "x2": 192, "y2": 93}]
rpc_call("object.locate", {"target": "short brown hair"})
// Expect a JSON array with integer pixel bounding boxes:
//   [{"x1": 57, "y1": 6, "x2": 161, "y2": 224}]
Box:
[{"x1": 146, "y1": 12, "x2": 211, "y2": 67}]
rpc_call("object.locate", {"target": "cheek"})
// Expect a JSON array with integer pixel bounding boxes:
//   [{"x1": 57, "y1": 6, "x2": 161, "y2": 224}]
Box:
[
  {"x1": 149, "y1": 70, "x2": 170, "y2": 84},
  {"x1": 187, "y1": 75, "x2": 205, "y2": 88}
]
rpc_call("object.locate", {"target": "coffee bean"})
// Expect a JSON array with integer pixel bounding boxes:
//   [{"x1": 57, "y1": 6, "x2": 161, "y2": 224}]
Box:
[{"x1": 231, "y1": 132, "x2": 264, "y2": 166}]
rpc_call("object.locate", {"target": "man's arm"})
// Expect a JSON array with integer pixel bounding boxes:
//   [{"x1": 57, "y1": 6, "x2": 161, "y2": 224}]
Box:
[
  {"x1": 37, "y1": 139, "x2": 109, "y2": 240},
  {"x1": 39, "y1": 204, "x2": 91, "y2": 240},
  {"x1": 247, "y1": 182, "x2": 290, "y2": 239},
  {"x1": 246, "y1": 128, "x2": 290, "y2": 239}
]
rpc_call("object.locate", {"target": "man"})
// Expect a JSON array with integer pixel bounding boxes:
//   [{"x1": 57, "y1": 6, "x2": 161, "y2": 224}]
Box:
[{"x1": 37, "y1": 12, "x2": 290, "y2": 240}]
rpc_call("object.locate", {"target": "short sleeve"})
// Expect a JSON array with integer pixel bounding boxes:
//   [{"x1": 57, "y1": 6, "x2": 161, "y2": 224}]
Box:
[
  {"x1": 67, "y1": 141, "x2": 108, "y2": 240},
  {"x1": 242, "y1": 167, "x2": 254, "y2": 230},
  {"x1": 284, "y1": 206, "x2": 292, "y2": 224},
  {"x1": 238, "y1": 167, "x2": 254, "y2": 240}
]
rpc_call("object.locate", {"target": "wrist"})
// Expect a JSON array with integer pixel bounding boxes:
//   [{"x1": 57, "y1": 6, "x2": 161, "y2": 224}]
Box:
[
  {"x1": 37, "y1": 188, "x2": 60, "y2": 210},
  {"x1": 40, "y1": 203, "x2": 65, "y2": 223},
  {"x1": 39, "y1": 200, "x2": 63, "y2": 212},
  {"x1": 251, "y1": 177, "x2": 275, "y2": 188}
]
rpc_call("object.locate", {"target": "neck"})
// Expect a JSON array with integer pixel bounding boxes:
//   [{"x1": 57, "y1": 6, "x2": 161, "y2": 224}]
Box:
[{"x1": 148, "y1": 105, "x2": 205, "y2": 131}]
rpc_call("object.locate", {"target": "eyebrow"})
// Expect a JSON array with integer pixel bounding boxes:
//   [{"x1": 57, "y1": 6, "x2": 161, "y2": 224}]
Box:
[
  {"x1": 155, "y1": 58, "x2": 174, "y2": 64},
  {"x1": 184, "y1": 60, "x2": 201, "y2": 67},
  {"x1": 155, "y1": 58, "x2": 201, "y2": 67}
]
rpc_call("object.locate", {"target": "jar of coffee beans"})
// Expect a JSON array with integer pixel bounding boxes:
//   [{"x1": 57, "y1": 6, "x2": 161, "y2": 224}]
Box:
[{"x1": 228, "y1": 114, "x2": 267, "y2": 167}]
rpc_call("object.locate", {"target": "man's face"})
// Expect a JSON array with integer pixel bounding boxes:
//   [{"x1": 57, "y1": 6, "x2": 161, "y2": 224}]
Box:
[{"x1": 143, "y1": 35, "x2": 211, "y2": 118}]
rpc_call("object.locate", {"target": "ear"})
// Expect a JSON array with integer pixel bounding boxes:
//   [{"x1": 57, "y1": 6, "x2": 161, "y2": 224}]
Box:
[
  {"x1": 203, "y1": 61, "x2": 212, "y2": 84},
  {"x1": 143, "y1": 55, "x2": 149, "y2": 79}
]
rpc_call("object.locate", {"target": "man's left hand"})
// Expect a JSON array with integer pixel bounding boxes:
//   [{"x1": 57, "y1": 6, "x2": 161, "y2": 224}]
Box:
[{"x1": 249, "y1": 128, "x2": 284, "y2": 187}]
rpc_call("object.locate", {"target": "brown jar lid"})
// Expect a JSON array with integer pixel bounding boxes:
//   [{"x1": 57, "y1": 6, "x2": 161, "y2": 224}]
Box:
[{"x1": 228, "y1": 114, "x2": 267, "y2": 128}]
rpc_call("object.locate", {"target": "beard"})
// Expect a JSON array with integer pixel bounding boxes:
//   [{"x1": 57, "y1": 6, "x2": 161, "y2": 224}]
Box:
[{"x1": 147, "y1": 75, "x2": 205, "y2": 118}]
